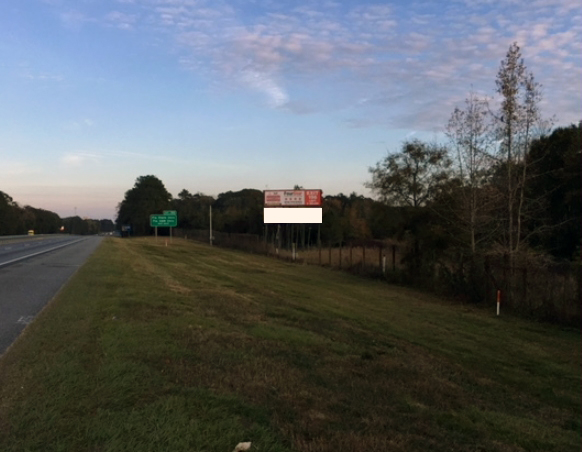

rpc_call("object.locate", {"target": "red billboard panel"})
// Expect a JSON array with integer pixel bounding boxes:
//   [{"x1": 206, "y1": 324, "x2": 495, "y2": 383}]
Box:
[
  {"x1": 304, "y1": 190, "x2": 322, "y2": 206},
  {"x1": 264, "y1": 189, "x2": 322, "y2": 207}
]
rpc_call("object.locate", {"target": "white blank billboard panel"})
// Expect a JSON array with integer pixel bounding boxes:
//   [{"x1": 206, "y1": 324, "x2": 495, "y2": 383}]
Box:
[{"x1": 264, "y1": 208, "x2": 322, "y2": 224}]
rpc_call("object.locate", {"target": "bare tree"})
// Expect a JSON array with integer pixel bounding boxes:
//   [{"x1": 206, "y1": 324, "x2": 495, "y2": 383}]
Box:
[
  {"x1": 445, "y1": 92, "x2": 497, "y2": 253},
  {"x1": 493, "y1": 42, "x2": 550, "y2": 257}
]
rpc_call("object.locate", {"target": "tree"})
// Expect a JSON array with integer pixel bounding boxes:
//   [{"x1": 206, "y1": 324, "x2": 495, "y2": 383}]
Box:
[
  {"x1": 0, "y1": 191, "x2": 19, "y2": 235},
  {"x1": 99, "y1": 219, "x2": 115, "y2": 233},
  {"x1": 172, "y1": 190, "x2": 214, "y2": 230},
  {"x1": 493, "y1": 42, "x2": 550, "y2": 256},
  {"x1": 367, "y1": 139, "x2": 451, "y2": 272},
  {"x1": 24, "y1": 207, "x2": 61, "y2": 234},
  {"x1": 212, "y1": 189, "x2": 263, "y2": 235},
  {"x1": 445, "y1": 92, "x2": 497, "y2": 253},
  {"x1": 116, "y1": 175, "x2": 172, "y2": 236},
  {"x1": 367, "y1": 139, "x2": 451, "y2": 208},
  {"x1": 525, "y1": 123, "x2": 582, "y2": 260}
]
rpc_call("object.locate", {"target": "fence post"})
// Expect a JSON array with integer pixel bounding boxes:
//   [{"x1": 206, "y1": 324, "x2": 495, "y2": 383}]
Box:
[
  {"x1": 276, "y1": 224, "x2": 281, "y2": 257},
  {"x1": 362, "y1": 245, "x2": 366, "y2": 270},
  {"x1": 339, "y1": 246, "x2": 342, "y2": 269},
  {"x1": 392, "y1": 245, "x2": 396, "y2": 271},
  {"x1": 503, "y1": 253, "x2": 509, "y2": 305},
  {"x1": 561, "y1": 274, "x2": 568, "y2": 323},
  {"x1": 350, "y1": 245, "x2": 353, "y2": 267},
  {"x1": 329, "y1": 244, "x2": 332, "y2": 266},
  {"x1": 523, "y1": 267, "x2": 529, "y2": 313},
  {"x1": 484, "y1": 256, "x2": 491, "y2": 304},
  {"x1": 318, "y1": 243, "x2": 321, "y2": 265},
  {"x1": 379, "y1": 246, "x2": 382, "y2": 273}
]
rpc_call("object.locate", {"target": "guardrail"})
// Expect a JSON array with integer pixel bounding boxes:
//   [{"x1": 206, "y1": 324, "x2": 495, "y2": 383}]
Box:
[{"x1": 0, "y1": 234, "x2": 50, "y2": 243}]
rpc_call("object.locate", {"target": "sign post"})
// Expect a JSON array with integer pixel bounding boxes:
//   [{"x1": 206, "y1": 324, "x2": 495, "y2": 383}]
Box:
[{"x1": 163, "y1": 211, "x2": 177, "y2": 241}]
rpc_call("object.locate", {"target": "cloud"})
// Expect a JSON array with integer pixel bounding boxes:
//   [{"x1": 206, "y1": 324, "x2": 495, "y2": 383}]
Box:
[
  {"x1": 43, "y1": 0, "x2": 582, "y2": 127},
  {"x1": 62, "y1": 119, "x2": 95, "y2": 131},
  {"x1": 23, "y1": 73, "x2": 64, "y2": 82},
  {"x1": 105, "y1": 11, "x2": 138, "y2": 30},
  {"x1": 240, "y1": 68, "x2": 288, "y2": 107},
  {"x1": 59, "y1": 10, "x2": 92, "y2": 30},
  {"x1": 61, "y1": 152, "x2": 101, "y2": 167},
  {"x1": 0, "y1": 160, "x2": 43, "y2": 178}
]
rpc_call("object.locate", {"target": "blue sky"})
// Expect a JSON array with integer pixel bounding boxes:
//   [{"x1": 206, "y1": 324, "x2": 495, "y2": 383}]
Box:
[{"x1": 1, "y1": 0, "x2": 580, "y2": 220}]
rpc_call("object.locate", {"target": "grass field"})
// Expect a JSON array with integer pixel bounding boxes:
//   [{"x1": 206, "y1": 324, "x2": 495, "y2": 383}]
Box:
[{"x1": 0, "y1": 237, "x2": 579, "y2": 452}]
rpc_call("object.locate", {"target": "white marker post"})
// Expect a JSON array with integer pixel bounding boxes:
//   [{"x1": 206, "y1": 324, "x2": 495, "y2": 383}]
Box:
[{"x1": 496, "y1": 289, "x2": 501, "y2": 316}]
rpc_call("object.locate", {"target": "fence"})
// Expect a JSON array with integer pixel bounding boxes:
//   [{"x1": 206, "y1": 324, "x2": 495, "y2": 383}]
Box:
[
  {"x1": 175, "y1": 228, "x2": 581, "y2": 327},
  {"x1": 481, "y1": 255, "x2": 580, "y2": 325},
  {"x1": 176, "y1": 228, "x2": 405, "y2": 273}
]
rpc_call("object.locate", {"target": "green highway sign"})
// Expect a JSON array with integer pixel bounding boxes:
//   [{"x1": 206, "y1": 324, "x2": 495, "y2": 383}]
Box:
[
  {"x1": 163, "y1": 210, "x2": 177, "y2": 216},
  {"x1": 150, "y1": 214, "x2": 178, "y2": 228}
]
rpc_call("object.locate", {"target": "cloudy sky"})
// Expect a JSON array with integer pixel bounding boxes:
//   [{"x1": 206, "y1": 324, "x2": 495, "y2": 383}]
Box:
[{"x1": 1, "y1": 0, "x2": 580, "y2": 220}]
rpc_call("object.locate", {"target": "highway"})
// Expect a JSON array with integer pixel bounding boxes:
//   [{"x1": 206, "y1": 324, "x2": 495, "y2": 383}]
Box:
[{"x1": 0, "y1": 235, "x2": 103, "y2": 356}]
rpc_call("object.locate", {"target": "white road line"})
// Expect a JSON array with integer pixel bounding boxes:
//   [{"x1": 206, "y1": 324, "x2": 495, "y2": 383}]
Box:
[
  {"x1": 0, "y1": 238, "x2": 86, "y2": 268},
  {"x1": 17, "y1": 316, "x2": 35, "y2": 325}
]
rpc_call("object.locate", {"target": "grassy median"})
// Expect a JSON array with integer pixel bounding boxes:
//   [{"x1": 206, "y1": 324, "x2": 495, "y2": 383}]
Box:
[{"x1": 0, "y1": 237, "x2": 580, "y2": 452}]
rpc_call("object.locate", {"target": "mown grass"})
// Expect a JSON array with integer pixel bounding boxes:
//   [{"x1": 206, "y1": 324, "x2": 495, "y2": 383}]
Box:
[{"x1": 0, "y1": 237, "x2": 579, "y2": 452}]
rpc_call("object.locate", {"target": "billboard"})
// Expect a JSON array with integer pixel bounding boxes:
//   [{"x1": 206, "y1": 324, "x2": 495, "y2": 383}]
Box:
[
  {"x1": 264, "y1": 189, "x2": 322, "y2": 207},
  {"x1": 264, "y1": 208, "x2": 322, "y2": 223}
]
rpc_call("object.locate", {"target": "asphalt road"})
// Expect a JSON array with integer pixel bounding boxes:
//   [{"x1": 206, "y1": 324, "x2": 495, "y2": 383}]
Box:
[{"x1": 0, "y1": 235, "x2": 103, "y2": 356}]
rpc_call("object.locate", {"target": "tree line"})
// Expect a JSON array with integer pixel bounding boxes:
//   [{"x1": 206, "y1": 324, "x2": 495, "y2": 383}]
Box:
[
  {"x1": 0, "y1": 191, "x2": 114, "y2": 235},
  {"x1": 367, "y1": 43, "x2": 580, "y2": 264},
  {"x1": 116, "y1": 43, "x2": 580, "y2": 268}
]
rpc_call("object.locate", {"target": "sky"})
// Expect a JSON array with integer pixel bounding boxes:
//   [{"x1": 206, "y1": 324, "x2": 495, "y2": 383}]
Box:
[{"x1": 1, "y1": 0, "x2": 580, "y2": 220}]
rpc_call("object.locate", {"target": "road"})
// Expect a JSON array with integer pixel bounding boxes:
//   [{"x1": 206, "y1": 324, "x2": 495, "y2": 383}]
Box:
[{"x1": 0, "y1": 235, "x2": 103, "y2": 356}]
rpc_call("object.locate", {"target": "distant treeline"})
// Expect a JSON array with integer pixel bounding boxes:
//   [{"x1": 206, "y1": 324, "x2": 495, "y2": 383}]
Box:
[
  {"x1": 116, "y1": 178, "x2": 397, "y2": 246},
  {"x1": 0, "y1": 191, "x2": 114, "y2": 235},
  {"x1": 117, "y1": 114, "x2": 580, "y2": 266}
]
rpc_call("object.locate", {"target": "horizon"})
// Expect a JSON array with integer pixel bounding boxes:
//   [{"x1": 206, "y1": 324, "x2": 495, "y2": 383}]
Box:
[
  {"x1": 2, "y1": 0, "x2": 580, "y2": 221},
  {"x1": 6, "y1": 182, "x2": 379, "y2": 222}
]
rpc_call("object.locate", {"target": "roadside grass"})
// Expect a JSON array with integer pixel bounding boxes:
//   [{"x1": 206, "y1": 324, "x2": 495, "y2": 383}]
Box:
[{"x1": 0, "y1": 237, "x2": 579, "y2": 452}]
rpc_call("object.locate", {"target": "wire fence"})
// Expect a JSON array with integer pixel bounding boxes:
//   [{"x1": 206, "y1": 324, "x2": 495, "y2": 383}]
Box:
[{"x1": 175, "y1": 228, "x2": 581, "y2": 327}]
